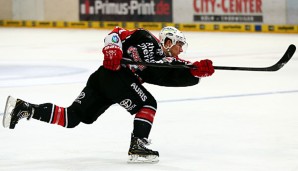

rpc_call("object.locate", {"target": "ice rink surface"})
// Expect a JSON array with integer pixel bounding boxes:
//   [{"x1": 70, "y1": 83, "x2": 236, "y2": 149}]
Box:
[{"x1": 0, "y1": 27, "x2": 298, "y2": 171}]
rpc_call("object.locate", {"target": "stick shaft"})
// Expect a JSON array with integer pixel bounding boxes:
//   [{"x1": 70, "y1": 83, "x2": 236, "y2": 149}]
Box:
[{"x1": 121, "y1": 44, "x2": 296, "y2": 72}]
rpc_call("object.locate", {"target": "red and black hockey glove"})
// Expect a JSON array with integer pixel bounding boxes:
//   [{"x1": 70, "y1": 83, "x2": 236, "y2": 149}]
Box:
[
  {"x1": 102, "y1": 44, "x2": 123, "y2": 71},
  {"x1": 190, "y1": 59, "x2": 214, "y2": 77}
]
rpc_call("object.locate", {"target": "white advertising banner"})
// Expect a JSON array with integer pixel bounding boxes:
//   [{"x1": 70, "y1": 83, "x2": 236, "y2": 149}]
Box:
[
  {"x1": 173, "y1": 0, "x2": 287, "y2": 24},
  {"x1": 12, "y1": 0, "x2": 44, "y2": 20},
  {"x1": 287, "y1": 0, "x2": 298, "y2": 24}
]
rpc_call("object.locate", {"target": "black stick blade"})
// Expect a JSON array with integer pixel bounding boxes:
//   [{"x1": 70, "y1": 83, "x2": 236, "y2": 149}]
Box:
[{"x1": 268, "y1": 44, "x2": 296, "y2": 71}]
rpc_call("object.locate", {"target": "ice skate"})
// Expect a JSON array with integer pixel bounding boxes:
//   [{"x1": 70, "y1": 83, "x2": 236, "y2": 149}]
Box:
[
  {"x1": 127, "y1": 134, "x2": 159, "y2": 163},
  {"x1": 3, "y1": 96, "x2": 34, "y2": 129}
]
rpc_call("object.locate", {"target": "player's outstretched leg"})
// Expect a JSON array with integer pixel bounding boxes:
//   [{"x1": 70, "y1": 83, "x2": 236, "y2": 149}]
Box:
[
  {"x1": 3, "y1": 96, "x2": 34, "y2": 129},
  {"x1": 128, "y1": 133, "x2": 159, "y2": 163}
]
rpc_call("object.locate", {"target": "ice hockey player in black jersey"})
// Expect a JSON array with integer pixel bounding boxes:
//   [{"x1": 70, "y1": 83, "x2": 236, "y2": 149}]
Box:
[{"x1": 3, "y1": 26, "x2": 214, "y2": 163}]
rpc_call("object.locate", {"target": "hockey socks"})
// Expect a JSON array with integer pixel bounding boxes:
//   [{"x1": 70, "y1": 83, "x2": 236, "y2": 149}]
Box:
[
  {"x1": 133, "y1": 106, "x2": 156, "y2": 138},
  {"x1": 33, "y1": 103, "x2": 80, "y2": 128}
]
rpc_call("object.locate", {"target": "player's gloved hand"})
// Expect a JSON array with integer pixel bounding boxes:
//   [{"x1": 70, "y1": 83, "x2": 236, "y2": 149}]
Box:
[
  {"x1": 190, "y1": 59, "x2": 214, "y2": 77},
  {"x1": 102, "y1": 44, "x2": 123, "y2": 71}
]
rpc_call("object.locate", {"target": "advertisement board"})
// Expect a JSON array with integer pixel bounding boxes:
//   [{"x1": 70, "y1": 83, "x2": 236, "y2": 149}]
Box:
[
  {"x1": 193, "y1": 0, "x2": 263, "y2": 23},
  {"x1": 173, "y1": 0, "x2": 287, "y2": 24},
  {"x1": 79, "y1": 0, "x2": 173, "y2": 22},
  {"x1": 287, "y1": 0, "x2": 298, "y2": 24}
]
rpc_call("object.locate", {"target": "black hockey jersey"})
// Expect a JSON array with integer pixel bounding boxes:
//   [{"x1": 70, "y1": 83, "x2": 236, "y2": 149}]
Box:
[{"x1": 106, "y1": 27, "x2": 200, "y2": 87}]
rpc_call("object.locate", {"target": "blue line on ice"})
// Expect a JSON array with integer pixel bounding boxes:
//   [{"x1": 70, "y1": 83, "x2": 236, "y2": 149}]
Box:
[
  {"x1": 0, "y1": 89, "x2": 297, "y2": 116},
  {"x1": 158, "y1": 89, "x2": 298, "y2": 103}
]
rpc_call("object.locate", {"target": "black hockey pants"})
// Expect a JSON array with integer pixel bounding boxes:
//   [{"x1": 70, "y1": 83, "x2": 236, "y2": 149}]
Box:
[{"x1": 33, "y1": 66, "x2": 157, "y2": 132}]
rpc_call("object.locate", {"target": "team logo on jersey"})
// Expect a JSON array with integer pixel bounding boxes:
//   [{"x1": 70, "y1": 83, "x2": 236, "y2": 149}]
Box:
[
  {"x1": 119, "y1": 99, "x2": 136, "y2": 111},
  {"x1": 127, "y1": 46, "x2": 140, "y2": 61},
  {"x1": 111, "y1": 35, "x2": 119, "y2": 43},
  {"x1": 127, "y1": 46, "x2": 145, "y2": 71}
]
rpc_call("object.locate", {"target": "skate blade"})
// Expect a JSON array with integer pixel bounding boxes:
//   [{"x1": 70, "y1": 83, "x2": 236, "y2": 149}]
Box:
[
  {"x1": 127, "y1": 154, "x2": 159, "y2": 164},
  {"x1": 2, "y1": 96, "x2": 17, "y2": 128}
]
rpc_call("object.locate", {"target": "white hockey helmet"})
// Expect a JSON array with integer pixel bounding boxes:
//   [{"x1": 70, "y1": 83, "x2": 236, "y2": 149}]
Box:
[{"x1": 159, "y1": 26, "x2": 188, "y2": 51}]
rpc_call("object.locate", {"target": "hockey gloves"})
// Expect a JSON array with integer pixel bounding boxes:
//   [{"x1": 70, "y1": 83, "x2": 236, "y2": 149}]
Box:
[
  {"x1": 102, "y1": 44, "x2": 123, "y2": 71},
  {"x1": 190, "y1": 59, "x2": 214, "y2": 77}
]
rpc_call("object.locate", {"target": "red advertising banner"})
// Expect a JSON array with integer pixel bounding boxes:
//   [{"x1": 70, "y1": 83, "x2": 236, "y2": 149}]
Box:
[
  {"x1": 193, "y1": 0, "x2": 263, "y2": 22},
  {"x1": 79, "y1": 0, "x2": 173, "y2": 22}
]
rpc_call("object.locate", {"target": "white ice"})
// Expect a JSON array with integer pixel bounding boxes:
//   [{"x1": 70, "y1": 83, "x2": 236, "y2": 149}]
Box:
[{"x1": 0, "y1": 27, "x2": 298, "y2": 171}]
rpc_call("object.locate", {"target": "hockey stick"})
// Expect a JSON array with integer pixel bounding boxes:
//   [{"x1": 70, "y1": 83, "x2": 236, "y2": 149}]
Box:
[{"x1": 121, "y1": 44, "x2": 296, "y2": 72}]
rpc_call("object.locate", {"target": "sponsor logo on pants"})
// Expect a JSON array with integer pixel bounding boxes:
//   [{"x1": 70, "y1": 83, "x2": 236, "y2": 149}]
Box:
[
  {"x1": 131, "y1": 83, "x2": 147, "y2": 102},
  {"x1": 119, "y1": 99, "x2": 137, "y2": 111}
]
